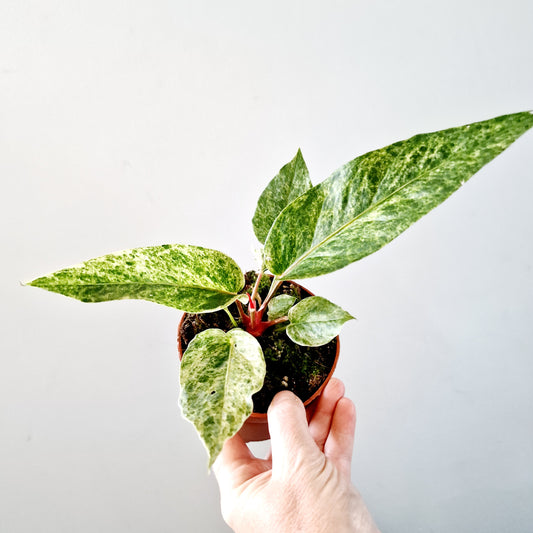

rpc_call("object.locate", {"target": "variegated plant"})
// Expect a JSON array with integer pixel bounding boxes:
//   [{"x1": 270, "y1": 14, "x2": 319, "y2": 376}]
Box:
[{"x1": 27, "y1": 112, "x2": 533, "y2": 466}]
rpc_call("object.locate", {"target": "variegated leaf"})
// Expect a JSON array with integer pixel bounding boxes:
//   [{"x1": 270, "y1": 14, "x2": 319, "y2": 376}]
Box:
[
  {"x1": 287, "y1": 296, "x2": 354, "y2": 347},
  {"x1": 253, "y1": 149, "x2": 311, "y2": 244},
  {"x1": 236, "y1": 294, "x2": 250, "y2": 304},
  {"x1": 28, "y1": 244, "x2": 244, "y2": 313},
  {"x1": 179, "y1": 328, "x2": 266, "y2": 467},
  {"x1": 264, "y1": 112, "x2": 533, "y2": 279},
  {"x1": 267, "y1": 294, "x2": 297, "y2": 320}
]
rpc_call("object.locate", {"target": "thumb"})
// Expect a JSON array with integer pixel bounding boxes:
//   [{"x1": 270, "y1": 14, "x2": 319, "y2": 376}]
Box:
[{"x1": 267, "y1": 391, "x2": 319, "y2": 478}]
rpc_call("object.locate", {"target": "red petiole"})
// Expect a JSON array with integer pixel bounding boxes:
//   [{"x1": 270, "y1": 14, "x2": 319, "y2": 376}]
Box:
[{"x1": 233, "y1": 273, "x2": 288, "y2": 337}]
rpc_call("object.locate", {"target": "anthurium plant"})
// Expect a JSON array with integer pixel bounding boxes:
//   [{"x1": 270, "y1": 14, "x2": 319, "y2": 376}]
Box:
[{"x1": 27, "y1": 112, "x2": 533, "y2": 466}]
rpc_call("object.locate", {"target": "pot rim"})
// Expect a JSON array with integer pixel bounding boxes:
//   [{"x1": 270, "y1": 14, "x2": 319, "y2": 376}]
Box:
[{"x1": 177, "y1": 278, "x2": 341, "y2": 419}]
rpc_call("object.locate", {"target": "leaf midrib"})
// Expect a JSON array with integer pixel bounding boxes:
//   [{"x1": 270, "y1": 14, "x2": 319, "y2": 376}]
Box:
[
  {"x1": 33, "y1": 280, "x2": 239, "y2": 295},
  {"x1": 290, "y1": 317, "x2": 349, "y2": 326},
  {"x1": 222, "y1": 337, "x2": 237, "y2": 434},
  {"x1": 278, "y1": 154, "x2": 461, "y2": 278}
]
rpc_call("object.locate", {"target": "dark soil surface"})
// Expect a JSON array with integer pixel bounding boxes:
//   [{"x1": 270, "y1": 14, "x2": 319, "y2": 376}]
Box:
[{"x1": 178, "y1": 271, "x2": 338, "y2": 414}]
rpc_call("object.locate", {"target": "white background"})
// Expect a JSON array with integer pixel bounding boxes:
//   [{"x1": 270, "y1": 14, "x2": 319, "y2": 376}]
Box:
[{"x1": 1, "y1": 1, "x2": 532, "y2": 531}]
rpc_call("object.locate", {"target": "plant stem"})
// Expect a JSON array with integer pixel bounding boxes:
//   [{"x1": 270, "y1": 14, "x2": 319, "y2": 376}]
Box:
[
  {"x1": 250, "y1": 269, "x2": 264, "y2": 306},
  {"x1": 259, "y1": 277, "x2": 282, "y2": 313},
  {"x1": 266, "y1": 316, "x2": 289, "y2": 327},
  {"x1": 223, "y1": 307, "x2": 238, "y2": 328},
  {"x1": 236, "y1": 300, "x2": 248, "y2": 323},
  {"x1": 244, "y1": 314, "x2": 289, "y2": 337},
  {"x1": 246, "y1": 293, "x2": 256, "y2": 329}
]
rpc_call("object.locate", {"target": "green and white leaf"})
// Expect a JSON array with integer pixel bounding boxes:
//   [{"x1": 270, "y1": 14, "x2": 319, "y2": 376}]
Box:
[
  {"x1": 264, "y1": 112, "x2": 533, "y2": 279},
  {"x1": 27, "y1": 244, "x2": 244, "y2": 313},
  {"x1": 267, "y1": 294, "x2": 297, "y2": 320},
  {"x1": 287, "y1": 296, "x2": 354, "y2": 347},
  {"x1": 253, "y1": 148, "x2": 312, "y2": 244},
  {"x1": 179, "y1": 328, "x2": 266, "y2": 467},
  {"x1": 236, "y1": 294, "x2": 250, "y2": 304}
]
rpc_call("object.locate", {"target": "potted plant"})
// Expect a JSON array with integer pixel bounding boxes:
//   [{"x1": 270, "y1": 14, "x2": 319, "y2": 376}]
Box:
[{"x1": 26, "y1": 111, "x2": 533, "y2": 467}]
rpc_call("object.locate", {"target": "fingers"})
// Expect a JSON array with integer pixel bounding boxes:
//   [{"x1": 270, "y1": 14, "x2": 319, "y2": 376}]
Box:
[
  {"x1": 267, "y1": 390, "x2": 317, "y2": 477},
  {"x1": 324, "y1": 397, "x2": 356, "y2": 481},
  {"x1": 308, "y1": 378, "x2": 345, "y2": 451}
]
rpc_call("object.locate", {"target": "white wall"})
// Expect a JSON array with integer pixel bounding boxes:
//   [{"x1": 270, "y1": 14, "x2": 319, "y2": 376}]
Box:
[{"x1": 1, "y1": 1, "x2": 532, "y2": 531}]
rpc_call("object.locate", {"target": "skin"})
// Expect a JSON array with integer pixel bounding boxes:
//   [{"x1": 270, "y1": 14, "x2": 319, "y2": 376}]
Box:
[{"x1": 213, "y1": 378, "x2": 380, "y2": 533}]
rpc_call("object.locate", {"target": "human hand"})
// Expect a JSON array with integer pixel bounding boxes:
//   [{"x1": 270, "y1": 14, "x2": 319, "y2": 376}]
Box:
[{"x1": 213, "y1": 378, "x2": 380, "y2": 533}]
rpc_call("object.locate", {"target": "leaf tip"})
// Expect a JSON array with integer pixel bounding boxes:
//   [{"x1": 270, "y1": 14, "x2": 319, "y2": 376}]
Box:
[
  {"x1": 24, "y1": 276, "x2": 47, "y2": 289},
  {"x1": 207, "y1": 449, "x2": 222, "y2": 470}
]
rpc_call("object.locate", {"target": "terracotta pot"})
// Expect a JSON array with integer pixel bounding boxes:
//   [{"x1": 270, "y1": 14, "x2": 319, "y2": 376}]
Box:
[{"x1": 177, "y1": 279, "x2": 341, "y2": 442}]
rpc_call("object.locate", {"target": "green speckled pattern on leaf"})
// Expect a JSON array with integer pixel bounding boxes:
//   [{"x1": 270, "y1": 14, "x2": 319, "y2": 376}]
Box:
[
  {"x1": 28, "y1": 244, "x2": 244, "y2": 313},
  {"x1": 267, "y1": 294, "x2": 297, "y2": 320},
  {"x1": 253, "y1": 149, "x2": 312, "y2": 244},
  {"x1": 179, "y1": 328, "x2": 266, "y2": 467},
  {"x1": 287, "y1": 296, "x2": 354, "y2": 347},
  {"x1": 264, "y1": 112, "x2": 533, "y2": 279}
]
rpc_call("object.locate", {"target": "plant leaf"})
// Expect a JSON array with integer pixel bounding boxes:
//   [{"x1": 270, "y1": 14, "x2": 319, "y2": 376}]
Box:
[
  {"x1": 179, "y1": 328, "x2": 266, "y2": 467},
  {"x1": 236, "y1": 294, "x2": 250, "y2": 304},
  {"x1": 253, "y1": 149, "x2": 312, "y2": 244},
  {"x1": 264, "y1": 112, "x2": 533, "y2": 279},
  {"x1": 287, "y1": 296, "x2": 354, "y2": 347},
  {"x1": 267, "y1": 294, "x2": 297, "y2": 320},
  {"x1": 28, "y1": 244, "x2": 244, "y2": 313}
]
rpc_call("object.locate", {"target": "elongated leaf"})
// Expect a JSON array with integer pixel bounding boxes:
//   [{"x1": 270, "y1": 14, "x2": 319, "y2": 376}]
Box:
[
  {"x1": 253, "y1": 149, "x2": 312, "y2": 244},
  {"x1": 264, "y1": 112, "x2": 533, "y2": 279},
  {"x1": 179, "y1": 328, "x2": 266, "y2": 467},
  {"x1": 28, "y1": 244, "x2": 244, "y2": 313},
  {"x1": 287, "y1": 296, "x2": 354, "y2": 347},
  {"x1": 267, "y1": 294, "x2": 297, "y2": 320}
]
